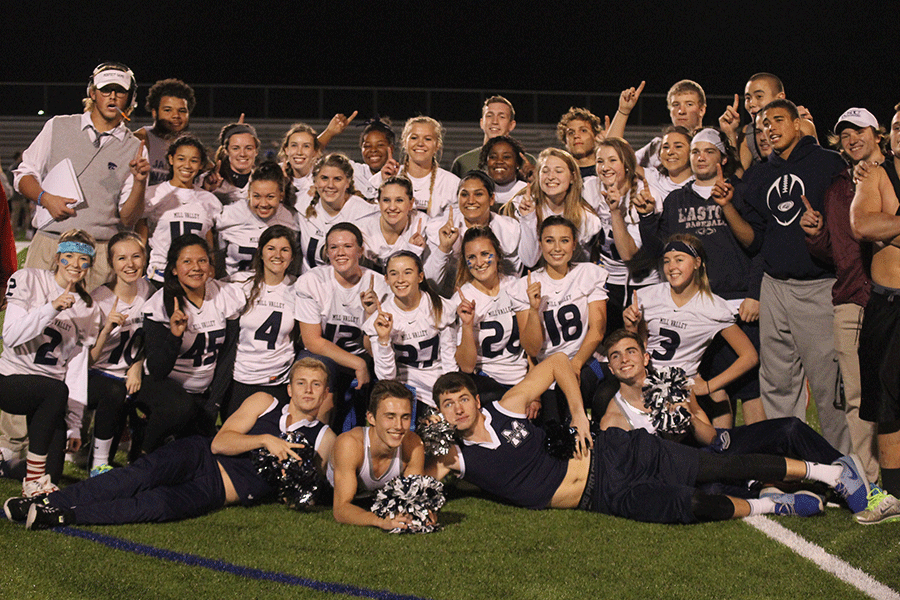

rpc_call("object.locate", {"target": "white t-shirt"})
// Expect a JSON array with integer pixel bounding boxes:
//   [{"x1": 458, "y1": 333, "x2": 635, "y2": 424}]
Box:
[
  {"x1": 0, "y1": 268, "x2": 101, "y2": 381},
  {"x1": 494, "y1": 180, "x2": 527, "y2": 207},
  {"x1": 452, "y1": 276, "x2": 527, "y2": 385},
  {"x1": 509, "y1": 263, "x2": 609, "y2": 360},
  {"x1": 295, "y1": 195, "x2": 379, "y2": 274},
  {"x1": 364, "y1": 293, "x2": 458, "y2": 407},
  {"x1": 351, "y1": 161, "x2": 378, "y2": 201},
  {"x1": 644, "y1": 167, "x2": 693, "y2": 212},
  {"x1": 635, "y1": 282, "x2": 736, "y2": 377},
  {"x1": 357, "y1": 211, "x2": 429, "y2": 271},
  {"x1": 212, "y1": 178, "x2": 248, "y2": 206},
  {"x1": 292, "y1": 173, "x2": 315, "y2": 205},
  {"x1": 89, "y1": 279, "x2": 154, "y2": 378},
  {"x1": 294, "y1": 265, "x2": 390, "y2": 357},
  {"x1": 142, "y1": 279, "x2": 246, "y2": 393},
  {"x1": 216, "y1": 201, "x2": 298, "y2": 277},
  {"x1": 233, "y1": 276, "x2": 298, "y2": 386},
  {"x1": 143, "y1": 182, "x2": 222, "y2": 281}
]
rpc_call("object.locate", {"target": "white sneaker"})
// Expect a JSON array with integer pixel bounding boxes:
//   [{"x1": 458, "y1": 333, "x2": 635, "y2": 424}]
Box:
[{"x1": 22, "y1": 475, "x2": 59, "y2": 498}]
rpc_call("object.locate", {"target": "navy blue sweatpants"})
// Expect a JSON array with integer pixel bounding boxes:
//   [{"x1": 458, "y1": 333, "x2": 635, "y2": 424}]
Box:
[{"x1": 48, "y1": 436, "x2": 226, "y2": 524}]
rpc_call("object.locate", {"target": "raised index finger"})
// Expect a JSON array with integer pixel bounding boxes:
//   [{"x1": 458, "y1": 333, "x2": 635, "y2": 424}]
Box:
[
  {"x1": 416, "y1": 218, "x2": 423, "y2": 235},
  {"x1": 368, "y1": 274, "x2": 375, "y2": 292},
  {"x1": 346, "y1": 110, "x2": 358, "y2": 125},
  {"x1": 112, "y1": 297, "x2": 119, "y2": 311},
  {"x1": 715, "y1": 163, "x2": 724, "y2": 181},
  {"x1": 801, "y1": 194, "x2": 813, "y2": 212},
  {"x1": 732, "y1": 94, "x2": 739, "y2": 110},
  {"x1": 457, "y1": 286, "x2": 468, "y2": 303},
  {"x1": 634, "y1": 80, "x2": 646, "y2": 98},
  {"x1": 135, "y1": 140, "x2": 145, "y2": 160},
  {"x1": 447, "y1": 206, "x2": 454, "y2": 224},
  {"x1": 527, "y1": 272, "x2": 532, "y2": 286}
]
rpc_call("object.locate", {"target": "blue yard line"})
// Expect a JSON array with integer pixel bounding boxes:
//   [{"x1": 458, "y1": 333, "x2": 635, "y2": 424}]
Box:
[{"x1": 55, "y1": 525, "x2": 434, "y2": 600}]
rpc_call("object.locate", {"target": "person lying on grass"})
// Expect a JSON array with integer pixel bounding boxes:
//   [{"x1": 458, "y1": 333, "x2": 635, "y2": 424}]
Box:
[
  {"x1": 326, "y1": 380, "x2": 427, "y2": 530},
  {"x1": 426, "y1": 353, "x2": 875, "y2": 524},
  {"x1": 5, "y1": 358, "x2": 336, "y2": 529},
  {"x1": 599, "y1": 329, "x2": 900, "y2": 524}
]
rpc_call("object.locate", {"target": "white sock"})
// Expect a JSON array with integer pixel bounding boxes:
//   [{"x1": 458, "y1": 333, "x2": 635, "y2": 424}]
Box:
[
  {"x1": 91, "y1": 438, "x2": 113, "y2": 468},
  {"x1": 747, "y1": 497, "x2": 776, "y2": 516},
  {"x1": 805, "y1": 462, "x2": 842, "y2": 486}
]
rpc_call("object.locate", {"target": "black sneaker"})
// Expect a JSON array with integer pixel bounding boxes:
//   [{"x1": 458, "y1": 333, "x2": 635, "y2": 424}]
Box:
[
  {"x1": 3, "y1": 495, "x2": 46, "y2": 522},
  {"x1": 25, "y1": 503, "x2": 73, "y2": 530}
]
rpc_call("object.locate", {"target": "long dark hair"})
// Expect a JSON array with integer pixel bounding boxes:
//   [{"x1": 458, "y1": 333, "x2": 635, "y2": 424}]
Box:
[
  {"x1": 165, "y1": 133, "x2": 208, "y2": 182},
  {"x1": 537, "y1": 215, "x2": 578, "y2": 271},
  {"x1": 162, "y1": 233, "x2": 209, "y2": 317},
  {"x1": 243, "y1": 225, "x2": 299, "y2": 315},
  {"x1": 386, "y1": 250, "x2": 443, "y2": 325}
]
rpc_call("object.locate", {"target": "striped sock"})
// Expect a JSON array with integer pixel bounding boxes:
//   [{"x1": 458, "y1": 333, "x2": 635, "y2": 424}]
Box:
[{"x1": 25, "y1": 452, "x2": 47, "y2": 483}]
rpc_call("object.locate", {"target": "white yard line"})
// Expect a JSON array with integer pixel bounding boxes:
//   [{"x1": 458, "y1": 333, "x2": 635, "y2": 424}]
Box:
[{"x1": 744, "y1": 516, "x2": 899, "y2": 600}]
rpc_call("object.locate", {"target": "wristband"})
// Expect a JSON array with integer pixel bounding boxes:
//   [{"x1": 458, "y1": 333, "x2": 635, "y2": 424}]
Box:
[{"x1": 37, "y1": 191, "x2": 45, "y2": 206}]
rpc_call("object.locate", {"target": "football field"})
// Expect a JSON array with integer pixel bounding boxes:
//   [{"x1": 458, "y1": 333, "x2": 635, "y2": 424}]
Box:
[{"x1": 1, "y1": 469, "x2": 898, "y2": 600}]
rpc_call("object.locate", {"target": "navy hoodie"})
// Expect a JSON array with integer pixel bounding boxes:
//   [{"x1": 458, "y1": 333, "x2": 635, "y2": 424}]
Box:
[{"x1": 741, "y1": 136, "x2": 846, "y2": 280}]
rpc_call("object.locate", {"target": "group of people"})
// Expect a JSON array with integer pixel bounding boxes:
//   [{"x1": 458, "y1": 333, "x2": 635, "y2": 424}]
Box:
[{"x1": 1, "y1": 62, "x2": 899, "y2": 531}]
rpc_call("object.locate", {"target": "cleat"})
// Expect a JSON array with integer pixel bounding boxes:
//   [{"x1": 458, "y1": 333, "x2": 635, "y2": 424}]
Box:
[
  {"x1": 3, "y1": 495, "x2": 48, "y2": 522},
  {"x1": 770, "y1": 491, "x2": 824, "y2": 517},
  {"x1": 25, "y1": 504, "x2": 73, "y2": 530},
  {"x1": 832, "y1": 455, "x2": 870, "y2": 514},
  {"x1": 22, "y1": 474, "x2": 59, "y2": 498},
  {"x1": 90, "y1": 464, "x2": 113, "y2": 478},
  {"x1": 854, "y1": 485, "x2": 900, "y2": 525}
]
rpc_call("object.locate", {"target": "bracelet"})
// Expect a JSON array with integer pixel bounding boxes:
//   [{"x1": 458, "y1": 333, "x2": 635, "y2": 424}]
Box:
[
  {"x1": 37, "y1": 191, "x2": 45, "y2": 206},
  {"x1": 617, "y1": 109, "x2": 630, "y2": 116}
]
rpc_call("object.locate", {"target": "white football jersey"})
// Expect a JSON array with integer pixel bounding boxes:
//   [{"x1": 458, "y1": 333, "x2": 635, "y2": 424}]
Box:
[
  {"x1": 144, "y1": 182, "x2": 222, "y2": 281},
  {"x1": 216, "y1": 201, "x2": 298, "y2": 277},
  {"x1": 295, "y1": 195, "x2": 378, "y2": 274},
  {"x1": 90, "y1": 279, "x2": 154, "y2": 378},
  {"x1": 635, "y1": 282, "x2": 736, "y2": 377},
  {"x1": 0, "y1": 269, "x2": 101, "y2": 381},
  {"x1": 364, "y1": 293, "x2": 458, "y2": 407},
  {"x1": 142, "y1": 279, "x2": 246, "y2": 393},
  {"x1": 357, "y1": 211, "x2": 428, "y2": 271},
  {"x1": 233, "y1": 276, "x2": 298, "y2": 385},
  {"x1": 509, "y1": 263, "x2": 609, "y2": 360},
  {"x1": 593, "y1": 188, "x2": 660, "y2": 286},
  {"x1": 212, "y1": 179, "x2": 248, "y2": 206},
  {"x1": 351, "y1": 161, "x2": 378, "y2": 200},
  {"x1": 424, "y1": 211, "x2": 522, "y2": 296},
  {"x1": 452, "y1": 276, "x2": 527, "y2": 385},
  {"x1": 294, "y1": 265, "x2": 390, "y2": 357},
  {"x1": 291, "y1": 173, "x2": 315, "y2": 205}
]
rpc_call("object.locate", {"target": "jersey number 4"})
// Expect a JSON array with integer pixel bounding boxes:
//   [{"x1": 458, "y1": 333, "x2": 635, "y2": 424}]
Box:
[{"x1": 179, "y1": 330, "x2": 227, "y2": 366}]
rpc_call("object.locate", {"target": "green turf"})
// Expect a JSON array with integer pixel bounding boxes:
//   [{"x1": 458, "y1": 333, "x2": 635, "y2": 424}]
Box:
[{"x1": 1, "y1": 471, "x2": 896, "y2": 600}]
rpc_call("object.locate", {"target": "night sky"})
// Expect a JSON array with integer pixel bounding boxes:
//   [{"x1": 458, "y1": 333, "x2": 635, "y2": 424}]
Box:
[{"x1": 2, "y1": 4, "x2": 897, "y2": 130}]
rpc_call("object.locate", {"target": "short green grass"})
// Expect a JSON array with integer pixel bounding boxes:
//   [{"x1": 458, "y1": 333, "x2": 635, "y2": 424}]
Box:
[{"x1": 2, "y1": 246, "x2": 898, "y2": 600}]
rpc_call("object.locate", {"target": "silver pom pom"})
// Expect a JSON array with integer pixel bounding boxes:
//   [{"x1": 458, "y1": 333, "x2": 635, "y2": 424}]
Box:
[
  {"x1": 642, "y1": 366, "x2": 692, "y2": 434},
  {"x1": 416, "y1": 408, "x2": 456, "y2": 457},
  {"x1": 370, "y1": 475, "x2": 446, "y2": 533}
]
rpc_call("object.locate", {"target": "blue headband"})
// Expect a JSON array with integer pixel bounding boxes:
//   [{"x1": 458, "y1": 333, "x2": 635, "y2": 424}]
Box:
[
  {"x1": 663, "y1": 240, "x2": 699, "y2": 258},
  {"x1": 58, "y1": 241, "x2": 96, "y2": 258}
]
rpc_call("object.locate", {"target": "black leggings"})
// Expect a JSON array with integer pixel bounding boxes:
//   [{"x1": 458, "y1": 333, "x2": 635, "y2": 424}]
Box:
[
  {"x1": 0, "y1": 374, "x2": 68, "y2": 481},
  {"x1": 691, "y1": 453, "x2": 789, "y2": 522},
  {"x1": 88, "y1": 371, "x2": 129, "y2": 441},
  {"x1": 134, "y1": 377, "x2": 206, "y2": 454}
]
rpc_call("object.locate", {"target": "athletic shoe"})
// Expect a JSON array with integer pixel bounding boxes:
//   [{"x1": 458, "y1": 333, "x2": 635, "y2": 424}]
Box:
[
  {"x1": 3, "y1": 495, "x2": 47, "y2": 522},
  {"x1": 769, "y1": 491, "x2": 824, "y2": 517},
  {"x1": 90, "y1": 464, "x2": 113, "y2": 478},
  {"x1": 854, "y1": 485, "x2": 900, "y2": 525},
  {"x1": 832, "y1": 455, "x2": 871, "y2": 513},
  {"x1": 22, "y1": 474, "x2": 59, "y2": 498},
  {"x1": 25, "y1": 503, "x2": 72, "y2": 530}
]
